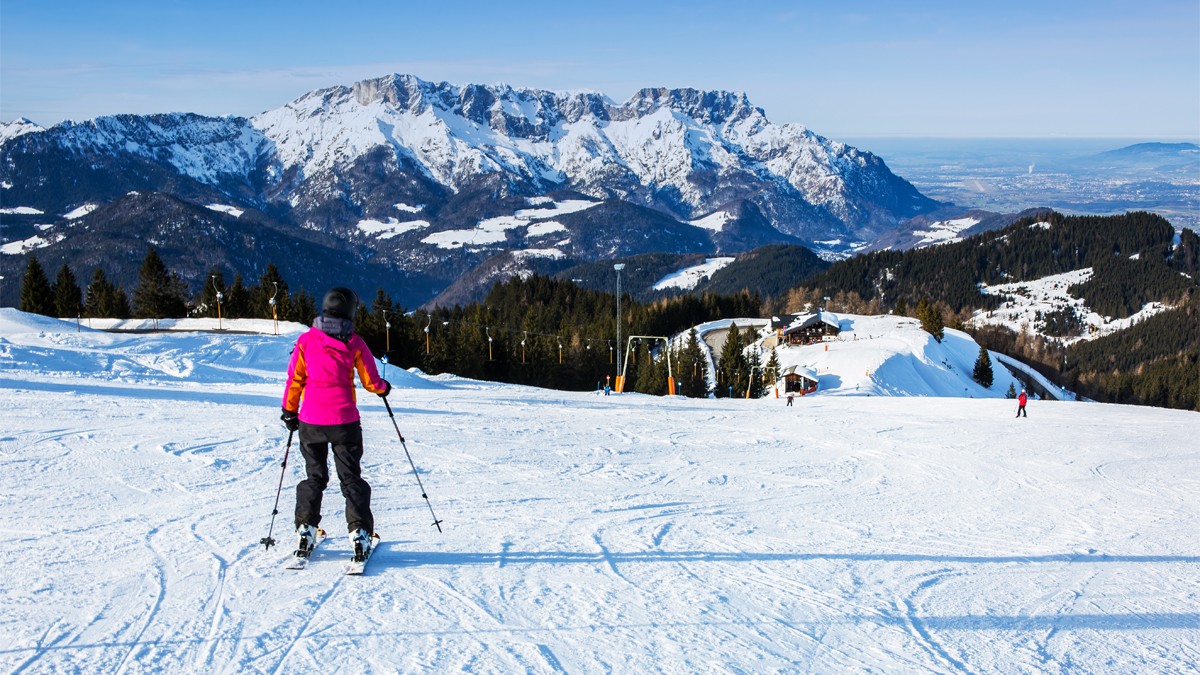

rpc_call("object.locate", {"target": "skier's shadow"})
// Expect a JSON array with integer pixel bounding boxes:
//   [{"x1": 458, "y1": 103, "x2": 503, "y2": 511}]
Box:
[
  {"x1": 370, "y1": 545, "x2": 1200, "y2": 569},
  {"x1": 370, "y1": 541, "x2": 422, "y2": 565}
]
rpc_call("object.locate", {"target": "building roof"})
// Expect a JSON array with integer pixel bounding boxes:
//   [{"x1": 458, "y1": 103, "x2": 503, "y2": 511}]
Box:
[
  {"x1": 774, "y1": 310, "x2": 841, "y2": 334},
  {"x1": 781, "y1": 365, "x2": 819, "y2": 382}
]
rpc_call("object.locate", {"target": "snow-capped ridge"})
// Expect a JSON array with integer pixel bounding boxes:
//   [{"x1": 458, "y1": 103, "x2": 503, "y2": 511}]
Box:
[{"x1": 0, "y1": 117, "x2": 44, "y2": 143}]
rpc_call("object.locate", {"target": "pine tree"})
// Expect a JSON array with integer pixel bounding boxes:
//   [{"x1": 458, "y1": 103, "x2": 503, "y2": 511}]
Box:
[
  {"x1": 291, "y1": 289, "x2": 317, "y2": 325},
  {"x1": 133, "y1": 247, "x2": 187, "y2": 319},
  {"x1": 52, "y1": 263, "x2": 82, "y2": 318},
  {"x1": 358, "y1": 288, "x2": 397, "y2": 356},
  {"x1": 253, "y1": 263, "x2": 291, "y2": 321},
  {"x1": 86, "y1": 269, "x2": 131, "y2": 320},
  {"x1": 764, "y1": 347, "x2": 782, "y2": 397},
  {"x1": 929, "y1": 303, "x2": 945, "y2": 343},
  {"x1": 917, "y1": 298, "x2": 945, "y2": 343},
  {"x1": 19, "y1": 256, "x2": 55, "y2": 316},
  {"x1": 107, "y1": 286, "x2": 131, "y2": 319},
  {"x1": 972, "y1": 344, "x2": 994, "y2": 388},
  {"x1": 717, "y1": 323, "x2": 749, "y2": 398},
  {"x1": 83, "y1": 268, "x2": 112, "y2": 318},
  {"x1": 1005, "y1": 382, "x2": 1017, "y2": 399},
  {"x1": 677, "y1": 328, "x2": 711, "y2": 398},
  {"x1": 633, "y1": 340, "x2": 671, "y2": 395},
  {"x1": 224, "y1": 274, "x2": 249, "y2": 319}
]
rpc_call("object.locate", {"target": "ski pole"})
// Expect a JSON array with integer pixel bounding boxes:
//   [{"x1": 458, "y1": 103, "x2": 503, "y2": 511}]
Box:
[
  {"x1": 383, "y1": 397, "x2": 444, "y2": 532},
  {"x1": 260, "y1": 429, "x2": 294, "y2": 551}
]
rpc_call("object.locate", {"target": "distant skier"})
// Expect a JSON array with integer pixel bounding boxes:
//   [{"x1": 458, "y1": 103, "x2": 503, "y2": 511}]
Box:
[
  {"x1": 786, "y1": 393, "x2": 794, "y2": 407},
  {"x1": 280, "y1": 287, "x2": 391, "y2": 563},
  {"x1": 1016, "y1": 389, "x2": 1028, "y2": 418}
]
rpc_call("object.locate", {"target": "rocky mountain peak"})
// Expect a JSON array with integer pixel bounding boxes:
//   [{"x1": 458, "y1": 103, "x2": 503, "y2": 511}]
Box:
[
  {"x1": 625, "y1": 87, "x2": 762, "y2": 125},
  {"x1": 1, "y1": 73, "x2": 942, "y2": 308}
]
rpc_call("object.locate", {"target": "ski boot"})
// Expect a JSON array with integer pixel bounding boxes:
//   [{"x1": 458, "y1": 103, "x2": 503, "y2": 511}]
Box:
[
  {"x1": 295, "y1": 524, "x2": 318, "y2": 558},
  {"x1": 349, "y1": 528, "x2": 373, "y2": 563}
]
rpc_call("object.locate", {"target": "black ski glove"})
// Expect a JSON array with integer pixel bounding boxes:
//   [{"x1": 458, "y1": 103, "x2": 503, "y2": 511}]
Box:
[
  {"x1": 377, "y1": 380, "x2": 391, "y2": 399},
  {"x1": 280, "y1": 408, "x2": 299, "y2": 432}
]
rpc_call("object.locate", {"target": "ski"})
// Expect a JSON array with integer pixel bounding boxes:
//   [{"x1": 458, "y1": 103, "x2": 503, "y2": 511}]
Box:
[
  {"x1": 283, "y1": 528, "x2": 326, "y2": 570},
  {"x1": 344, "y1": 534, "x2": 381, "y2": 576}
]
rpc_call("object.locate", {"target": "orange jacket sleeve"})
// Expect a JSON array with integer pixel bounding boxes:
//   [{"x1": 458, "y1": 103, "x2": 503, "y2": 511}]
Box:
[{"x1": 282, "y1": 339, "x2": 307, "y2": 412}]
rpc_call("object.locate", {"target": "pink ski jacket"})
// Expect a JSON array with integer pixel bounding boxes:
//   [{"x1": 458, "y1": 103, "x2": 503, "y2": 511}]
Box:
[{"x1": 282, "y1": 326, "x2": 388, "y2": 425}]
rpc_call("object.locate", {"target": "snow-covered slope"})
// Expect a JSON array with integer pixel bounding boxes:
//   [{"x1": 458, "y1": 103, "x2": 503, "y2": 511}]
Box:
[
  {"x1": 777, "y1": 314, "x2": 1022, "y2": 398},
  {"x1": 653, "y1": 257, "x2": 735, "y2": 291},
  {"x1": 690, "y1": 313, "x2": 1025, "y2": 398},
  {"x1": 972, "y1": 268, "x2": 1172, "y2": 344},
  {"x1": 1, "y1": 308, "x2": 1196, "y2": 672}
]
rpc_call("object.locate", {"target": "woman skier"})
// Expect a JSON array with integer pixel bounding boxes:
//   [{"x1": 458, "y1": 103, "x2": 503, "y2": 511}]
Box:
[{"x1": 280, "y1": 287, "x2": 390, "y2": 563}]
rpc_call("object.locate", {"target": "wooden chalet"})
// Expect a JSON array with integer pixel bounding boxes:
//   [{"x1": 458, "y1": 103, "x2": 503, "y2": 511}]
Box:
[
  {"x1": 770, "y1": 311, "x2": 842, "y2": 346},
  {"x1": 781, "y1": 365, "x2": 819, "y2": 394}
]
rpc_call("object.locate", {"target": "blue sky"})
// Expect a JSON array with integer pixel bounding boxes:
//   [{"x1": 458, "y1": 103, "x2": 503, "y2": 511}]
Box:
[{"x1": 2, "y1": 0, "x2": 1197, "y2": 138}]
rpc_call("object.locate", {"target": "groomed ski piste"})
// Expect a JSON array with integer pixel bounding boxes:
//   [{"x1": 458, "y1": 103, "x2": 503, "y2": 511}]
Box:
[{"x1": 1, "y1": 307, "x2": 1196, "y2": 673}]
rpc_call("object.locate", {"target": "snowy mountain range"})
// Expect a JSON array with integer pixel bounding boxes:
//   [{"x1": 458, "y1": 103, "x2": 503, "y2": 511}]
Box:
[{"x1": 0, "y1": 74, "x2": 941, "y2": 307}]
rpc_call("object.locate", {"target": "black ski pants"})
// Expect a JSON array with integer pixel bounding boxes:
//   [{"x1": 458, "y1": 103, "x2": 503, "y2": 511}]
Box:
[{"x1": 294, "y1": 421, "x2": 373, "y2": 534}]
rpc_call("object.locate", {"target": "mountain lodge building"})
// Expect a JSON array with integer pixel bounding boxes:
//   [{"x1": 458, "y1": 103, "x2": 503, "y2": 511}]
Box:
[{"x1": 771, "y1": 311, "x2": 842, "y2": 346}]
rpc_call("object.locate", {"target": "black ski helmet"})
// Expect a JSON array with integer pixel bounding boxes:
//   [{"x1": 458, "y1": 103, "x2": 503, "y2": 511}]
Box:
[{"x1": 321, "y1": 287, "x2": 359, "y2": 320}]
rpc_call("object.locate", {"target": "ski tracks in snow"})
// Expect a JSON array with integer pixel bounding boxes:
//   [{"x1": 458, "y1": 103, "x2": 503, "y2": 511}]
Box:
[{"x1": 3, "y1": 374, "x2": 1199, "y2": 672}]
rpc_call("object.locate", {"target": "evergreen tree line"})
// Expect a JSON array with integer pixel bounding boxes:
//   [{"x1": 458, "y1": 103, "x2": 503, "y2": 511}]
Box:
[
  {"x1": 17, "y1": 248, "x2": 321, "y2": 325},
  {"x1": 1062, "y1": 294, "x2": 1200, "y2": 410},
  {"x1": 409, "y1": 275, "x2": 762, "y2": 396}
]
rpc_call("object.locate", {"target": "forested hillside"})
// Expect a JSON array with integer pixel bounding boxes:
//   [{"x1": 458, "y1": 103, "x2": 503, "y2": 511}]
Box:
[
  {"x1": 696, "y1": 245, "x2": 830, "y2": 297},
  {"x1": 780, "y1": 211, "x2": 1194, "y2": 316},
  {"x1": 556, "y1": 244, "x2": 829, "y2": 301},
  {"x1": 1064, "y1": 301, "x2": 1199, "y2": 409},
  {"x1": 776, "y1": 211, "x2": 1199, "y2": 410}
]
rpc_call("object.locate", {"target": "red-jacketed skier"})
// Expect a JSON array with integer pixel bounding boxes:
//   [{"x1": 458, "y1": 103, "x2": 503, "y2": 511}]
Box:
[
  {"x1": 280, "y1": 287, "x2": 390, "y2": 562},
  {"x1": 1016, "y1": 389, "x2": 1028, "y2": 418}
]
